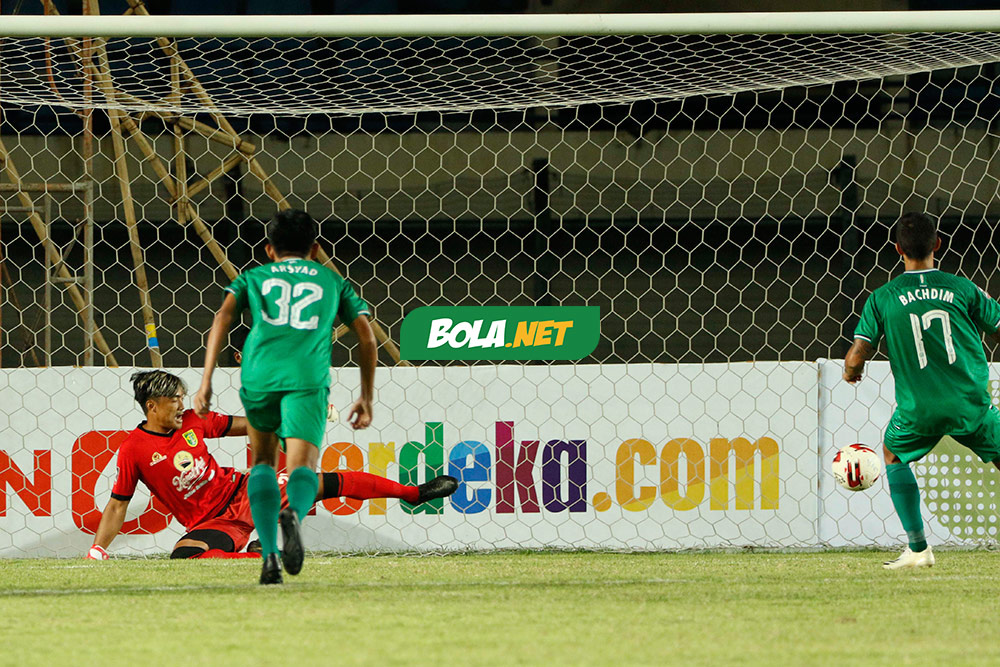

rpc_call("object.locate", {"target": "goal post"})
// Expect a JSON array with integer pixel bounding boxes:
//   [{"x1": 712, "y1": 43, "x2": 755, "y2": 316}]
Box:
[{"x1": 1, "y1": 9, "x2": 999, "y2": 555}]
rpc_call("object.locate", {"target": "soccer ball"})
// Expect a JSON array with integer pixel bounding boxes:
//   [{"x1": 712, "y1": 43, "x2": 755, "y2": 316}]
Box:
[{"x1": 832, "y1": 444, "x2": 881, "y2": 491}]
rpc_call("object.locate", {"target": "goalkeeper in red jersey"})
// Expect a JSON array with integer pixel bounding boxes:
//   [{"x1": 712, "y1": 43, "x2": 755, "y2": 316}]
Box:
[{"x1": 87, "y1": 370, "x2": 457, "y2": 561}]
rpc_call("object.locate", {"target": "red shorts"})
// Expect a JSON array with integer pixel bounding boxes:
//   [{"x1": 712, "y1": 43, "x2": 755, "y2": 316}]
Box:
[{"x1": 184, "y1": 474, "x2": 289, "y2": 552}]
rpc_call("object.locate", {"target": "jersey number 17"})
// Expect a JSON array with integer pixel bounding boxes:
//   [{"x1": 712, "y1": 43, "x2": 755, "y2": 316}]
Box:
[{"x1": 909, "y1": 309, "x2": 956, "y2": 369}]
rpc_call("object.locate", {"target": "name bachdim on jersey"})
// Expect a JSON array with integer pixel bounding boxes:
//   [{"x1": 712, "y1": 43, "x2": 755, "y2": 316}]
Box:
[{"x1": 898, "y1": 288, "x2": 955, "y2": 306}]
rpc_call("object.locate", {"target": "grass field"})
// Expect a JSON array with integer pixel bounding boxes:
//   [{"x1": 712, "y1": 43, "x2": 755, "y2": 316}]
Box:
[{"x1": 1, "y1": 550, "x2": 998, "y2": 666}]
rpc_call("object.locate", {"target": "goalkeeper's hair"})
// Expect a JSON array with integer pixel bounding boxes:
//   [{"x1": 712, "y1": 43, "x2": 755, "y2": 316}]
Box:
[
  {"x1": 266, "y1": 208, "x2": 319, "y2": 257},
  {"x1": 895, "y1": 212, "x2": 938, "y2": 260},
  {"x1": 131, "y1": 370, "x2": 187, "y2": 411}
]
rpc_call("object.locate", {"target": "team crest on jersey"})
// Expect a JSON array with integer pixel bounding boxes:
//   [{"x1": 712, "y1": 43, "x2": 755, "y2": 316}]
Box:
[
  {"x1": 182, "y1": 430, "x2": 198, "y2": 448},
  {"x1": 173, "y1": 450, "x2": 195, "y2": 472},
  {"x1": 150, "y1": 452, "x2": 165, "y2": 466}
]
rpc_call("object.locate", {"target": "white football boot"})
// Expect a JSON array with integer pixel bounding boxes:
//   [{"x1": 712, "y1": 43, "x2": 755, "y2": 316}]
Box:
[{"x1": 883, "y1": 545, "x2": 935, "y2": 570}]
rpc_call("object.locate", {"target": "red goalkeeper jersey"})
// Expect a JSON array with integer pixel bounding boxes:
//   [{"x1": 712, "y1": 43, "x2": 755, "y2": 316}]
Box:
[{"x1": 111, "y1": 409, "x2": 243, "y2": 529}]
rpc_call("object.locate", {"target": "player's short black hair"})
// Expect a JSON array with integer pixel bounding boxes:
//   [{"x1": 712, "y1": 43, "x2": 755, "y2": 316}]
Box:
[
  {"x1": 266, "y1": 209, "x2": 319, "y2": 257},
  {"x1": 895, "y1": 212, "x2": 938, "y2": 260},
  {"x1": 130, "y1": 370, "x2": 187, "y2": 412}
]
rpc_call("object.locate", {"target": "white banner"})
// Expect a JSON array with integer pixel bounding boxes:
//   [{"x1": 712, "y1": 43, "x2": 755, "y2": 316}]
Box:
[{"x1": 0, "y1": 363, "x2": 819, "y2": 557}]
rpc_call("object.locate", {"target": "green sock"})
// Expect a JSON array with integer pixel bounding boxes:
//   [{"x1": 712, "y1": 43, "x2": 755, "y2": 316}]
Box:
[
  {"x1": 286, "y1": 467, "x2": 319, "y2": 522},
  {"x1": 886, "y1": 462, "x2": 927, "y2": 552},
  {"x1": 247, "y1": 464, "x2": 281, "y2": 557}
]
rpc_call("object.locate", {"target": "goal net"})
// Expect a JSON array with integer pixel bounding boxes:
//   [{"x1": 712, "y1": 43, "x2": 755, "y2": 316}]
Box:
[{"x1": 2, "y1": 8, "x2": 1000, "y2": 556}]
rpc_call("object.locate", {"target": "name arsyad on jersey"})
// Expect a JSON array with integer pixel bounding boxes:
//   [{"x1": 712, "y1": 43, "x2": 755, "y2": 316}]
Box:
[{"x1": 270, "y1": 264, "x2": 318, "y2": 276}]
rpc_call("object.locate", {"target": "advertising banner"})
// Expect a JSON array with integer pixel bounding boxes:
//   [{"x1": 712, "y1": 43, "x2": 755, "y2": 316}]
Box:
[{"x1": 0, "y1": 363, "x2": 819, "y2": 556}]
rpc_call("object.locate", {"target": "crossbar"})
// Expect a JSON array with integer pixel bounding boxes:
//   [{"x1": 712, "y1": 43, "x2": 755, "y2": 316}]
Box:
[{"x1": 1, "y1": 12, "x2": 1000, "y2": 38}]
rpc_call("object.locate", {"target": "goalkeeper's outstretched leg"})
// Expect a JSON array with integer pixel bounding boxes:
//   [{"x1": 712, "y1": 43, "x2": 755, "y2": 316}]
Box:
[{"x1": 169, "y1": 471, "x2": 459, "y2": 559}]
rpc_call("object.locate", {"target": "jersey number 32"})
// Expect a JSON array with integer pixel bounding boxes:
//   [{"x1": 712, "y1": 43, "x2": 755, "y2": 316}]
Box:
[{"x1": 260, "y1": 278, "x2": 323, "y2": 330}]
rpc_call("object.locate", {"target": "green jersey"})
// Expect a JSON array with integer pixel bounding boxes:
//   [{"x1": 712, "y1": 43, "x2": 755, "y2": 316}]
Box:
[
  {"x1": 225, "y1": 258, "x2": 370, "y2": 392},
  {"x1": 855, "y1": 268, "x2": 1000, "y2": 435}
]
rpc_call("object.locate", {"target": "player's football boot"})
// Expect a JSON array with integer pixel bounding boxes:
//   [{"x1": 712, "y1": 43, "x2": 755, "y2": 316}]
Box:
[
  {"x1": 883, "y1": 545, "x2": 935, "y2": 570},
  {"x1": 245, "y1": 539, "x2": 262, "y2": 554},
  {"x1": 279, "y1": 507, "x2": 305, "y2": 576},
  {"x1": 259, "y1": 553, "x2": 283, "y2": 585},
  {"x1": 416, "y1": 475, "x2": 459, "y2": 504}
]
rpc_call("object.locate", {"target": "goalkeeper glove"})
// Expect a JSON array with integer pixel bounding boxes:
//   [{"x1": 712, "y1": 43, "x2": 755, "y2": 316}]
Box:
[{"x1": 86, "y1": 545, "x2": 109, "y2": 560}]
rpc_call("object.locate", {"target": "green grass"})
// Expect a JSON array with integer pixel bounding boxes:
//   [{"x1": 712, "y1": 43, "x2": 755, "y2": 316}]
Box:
[{"x1": 1, "y1": 551, "x2": 998, "y2": 666}]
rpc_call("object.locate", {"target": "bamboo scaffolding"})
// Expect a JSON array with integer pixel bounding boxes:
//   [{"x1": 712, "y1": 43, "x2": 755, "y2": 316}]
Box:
[
  {"x1": 126, "y1": 1, "x2": 284, "y2": 203},
  {"x1": 124, "y1": 102, "x2": 408, "y2": 362},
  {"x1": 0, "y1": 138, "x2": 116, "y2": 366},
  {"x1": 169, "y1": 39, "x2": 187, "y2": 227},
  {"x1": 3, "y1": 187, "x2": 93, "y2": 366},
  {"x1": 125, "y1": 5, "x2": 408, "y2": 364},
  {"x1": 115, "y1": 114, "x2": 241, "y2": 280},
  {"x1": 119, "y1": 93, "x2": 258, "y2": 154},
  {"x1": 185, "y1": 152, "x2": 244, "y2": 201},
  {"x1": 91, "y1": 31, "x2": 163, "y2": 367},
  {"x1": 32, "y1": 0, "x2": 410, "y2": 366}
]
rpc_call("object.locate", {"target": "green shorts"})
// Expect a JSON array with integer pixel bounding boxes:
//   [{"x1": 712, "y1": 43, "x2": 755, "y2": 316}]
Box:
[
  {"x1": 884, "y1": 405, "x2": 1000, "y2": 464},
  {"x1": 239, "y1": 386, "x2": 328, "y2": 449}
]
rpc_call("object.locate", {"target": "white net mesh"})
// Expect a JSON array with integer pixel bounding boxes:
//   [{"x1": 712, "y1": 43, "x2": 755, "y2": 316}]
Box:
[
  {"x1": 2, "y1": 10, "x2": 1000, "y2": 555},
  {"x1": 5, "y1": 32, "x2": 1000, "y2": 114}
]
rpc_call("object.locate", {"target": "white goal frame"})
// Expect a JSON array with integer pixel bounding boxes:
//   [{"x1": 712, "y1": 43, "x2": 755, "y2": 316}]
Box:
[{"x1": 1, "y1": 11, "x2": 1000, "y2": 38}]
